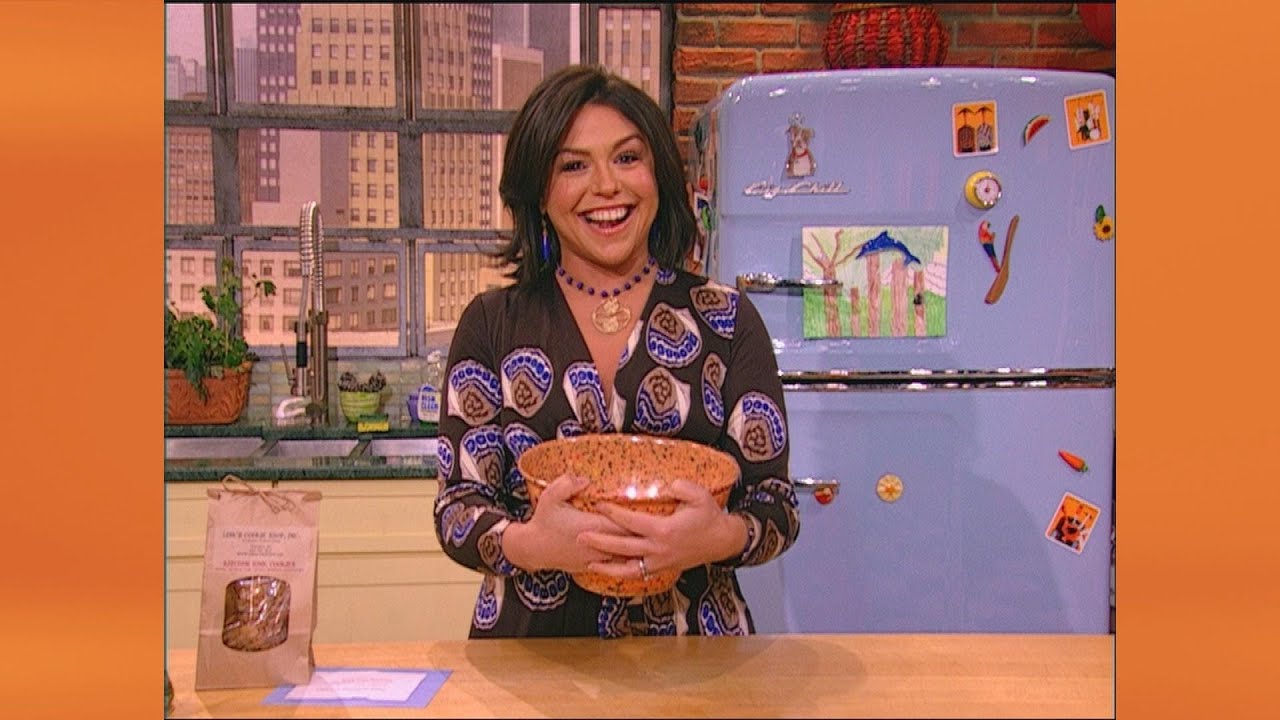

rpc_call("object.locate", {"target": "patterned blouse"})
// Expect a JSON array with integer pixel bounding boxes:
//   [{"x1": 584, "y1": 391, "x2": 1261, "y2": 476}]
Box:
[{"x1": 433, "y1": 265, "x2": 799, "y2": 638}]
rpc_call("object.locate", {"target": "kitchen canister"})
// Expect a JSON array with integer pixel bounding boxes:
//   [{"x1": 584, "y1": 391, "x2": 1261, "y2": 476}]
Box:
[{"x1": 407, "y1": 383, "x2": 440, "y2": 424}]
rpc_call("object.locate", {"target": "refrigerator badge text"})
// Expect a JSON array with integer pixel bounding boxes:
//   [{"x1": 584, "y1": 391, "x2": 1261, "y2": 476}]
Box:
[
  {"x1": 1064, "y1": 89, "x2": 1112, "y2": 150},
  {"x1": 742, "y1": 114, "x2": 850, "y2": 200},
  {"x1": 953, "y1": 101, "x2": 999, "y2": 157},
  {"x1": 1045, "y1": 492, "x2": 1102, "y2": 555}
]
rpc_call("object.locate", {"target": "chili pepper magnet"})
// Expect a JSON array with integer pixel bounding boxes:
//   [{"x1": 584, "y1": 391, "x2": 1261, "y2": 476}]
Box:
[
  {"x1": 1093, "y1": 205, "x2": 1114, "y2": 241},
  {"x1": 1058, "y1": 449, "x2": 1089, "y2": 473}
]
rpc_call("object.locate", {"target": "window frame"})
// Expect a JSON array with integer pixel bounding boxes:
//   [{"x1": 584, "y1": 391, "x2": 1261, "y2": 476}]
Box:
[{"x1": 164, "y1": 3, "x2": 672, "y2": 360}]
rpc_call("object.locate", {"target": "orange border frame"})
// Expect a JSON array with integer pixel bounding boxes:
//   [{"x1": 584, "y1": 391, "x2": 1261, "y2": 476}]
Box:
[{"x1": 4, "y1": 2, "x2": 1273, "y2": 717}]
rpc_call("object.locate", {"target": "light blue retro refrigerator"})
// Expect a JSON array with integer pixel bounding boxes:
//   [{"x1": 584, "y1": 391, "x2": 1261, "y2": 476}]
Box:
[{"x1": 687, "y1": 68, "x2": 1116, "y2": 633}]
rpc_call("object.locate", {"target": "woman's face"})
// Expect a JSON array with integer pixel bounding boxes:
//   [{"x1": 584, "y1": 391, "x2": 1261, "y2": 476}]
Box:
[{"x1": 544, "y1": 103, "x2": 658, "y2": 278}]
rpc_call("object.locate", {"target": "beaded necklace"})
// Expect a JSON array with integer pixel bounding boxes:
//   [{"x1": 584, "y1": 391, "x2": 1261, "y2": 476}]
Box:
[{"x1": 557, "y1": 256, "x2": 656, "y2": 334}]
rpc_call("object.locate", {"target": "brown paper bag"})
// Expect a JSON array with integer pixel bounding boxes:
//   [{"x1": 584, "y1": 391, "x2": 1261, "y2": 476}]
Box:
[{"x1": 195, "y1": 475, "x2": 321, "y2": 690}]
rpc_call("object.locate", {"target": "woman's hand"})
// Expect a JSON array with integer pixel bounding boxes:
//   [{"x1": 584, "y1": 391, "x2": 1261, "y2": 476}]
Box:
[
  {"x1": 577, "y1": 479, "x2": 747, "y2": 581},
  {"x1": 502, "y1": 473, "x2": 634, "y2": 573}
]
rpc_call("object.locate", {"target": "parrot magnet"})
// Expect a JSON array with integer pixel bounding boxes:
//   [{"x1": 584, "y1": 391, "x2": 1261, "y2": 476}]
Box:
[
  {"x1": 977, "y1": 220, "x2": 1000, "y2": 273},
  {"x1": 982, "y1": 215, "x2": 1019, "y2": 305}
]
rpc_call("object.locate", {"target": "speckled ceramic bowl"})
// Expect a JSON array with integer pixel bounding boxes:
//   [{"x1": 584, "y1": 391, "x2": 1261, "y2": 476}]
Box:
[{"x1": 517, "y1": 433, "x2": 740, "y2": 597}]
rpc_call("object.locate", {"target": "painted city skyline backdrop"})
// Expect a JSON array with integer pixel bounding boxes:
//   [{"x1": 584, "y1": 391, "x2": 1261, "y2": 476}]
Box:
[{"x1": 165, "y1": 4, "x2": 664, "y2": 353}]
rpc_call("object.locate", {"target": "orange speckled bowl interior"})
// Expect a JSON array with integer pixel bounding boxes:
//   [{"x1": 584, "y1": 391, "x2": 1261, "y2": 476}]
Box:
[{"x1": 517, "y1": 433, "x2": 740, "y2": 597}]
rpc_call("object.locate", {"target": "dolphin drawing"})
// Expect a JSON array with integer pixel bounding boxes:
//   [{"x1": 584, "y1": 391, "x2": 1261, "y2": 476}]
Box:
[{"x1": 855, "y1": 230, "x2": 923, "y2": 266}]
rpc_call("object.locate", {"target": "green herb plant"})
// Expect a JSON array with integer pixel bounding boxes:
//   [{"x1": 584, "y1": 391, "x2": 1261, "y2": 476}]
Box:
[{"x1": 165, "y1": 257, "x2": 277, "y2": 398}]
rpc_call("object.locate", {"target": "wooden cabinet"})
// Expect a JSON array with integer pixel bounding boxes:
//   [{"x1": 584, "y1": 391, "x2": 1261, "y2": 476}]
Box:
[{"x1": 165, "y1": 478, "x2": 480, "y2": 649}]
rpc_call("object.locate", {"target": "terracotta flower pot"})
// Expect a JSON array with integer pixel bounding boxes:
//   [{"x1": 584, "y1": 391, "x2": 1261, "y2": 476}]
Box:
[{"x1": 165, "y1": 361, "x2": 253, "y2": 425}]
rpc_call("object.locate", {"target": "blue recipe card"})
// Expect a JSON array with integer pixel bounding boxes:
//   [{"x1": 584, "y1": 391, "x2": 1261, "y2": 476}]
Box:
[{"x1": 263, "y1": 667, "x2": 452, "y2": 708}]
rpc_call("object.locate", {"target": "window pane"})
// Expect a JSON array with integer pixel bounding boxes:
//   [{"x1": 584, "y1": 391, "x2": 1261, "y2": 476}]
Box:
[
  {"x1": 231, "y1": 3, "x2": 397, "y2": 108},
  {"x1": 238, "y1": 128, "x2": 399, "y2": 228},
  {"x1": 422, "y1": 133, "x2": 503, "y2": 230},
  {"x1": 597, "y1": 6, "x2": 662, "y2": 103},
  {"x1": 418, "y1": 3, "x2": 581, "y2": 111},
  {"x1": 166, "y1": 127, "x2": 214, "y2": 224},
  {"x1": 421, "y1": 249, "x2": 513, "y2": 350},
  {"x1": 166, "y1": 4, "x2": 208, "y2": 101},
  {"x1": 165, "y1": 248, "x2": 218, "y2": 317},
  {"x1": 243, "y1": 246, "x2": 401, "y2": 349}
]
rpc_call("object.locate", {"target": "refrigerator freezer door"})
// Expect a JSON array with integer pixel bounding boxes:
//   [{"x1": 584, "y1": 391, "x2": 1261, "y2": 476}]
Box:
[
  {"x1": 704, "y1": 69, "x2": 1115, "y2": 373},
  {"x1": 738, "y1": 387, "x2": 1114, "y2": 634}
]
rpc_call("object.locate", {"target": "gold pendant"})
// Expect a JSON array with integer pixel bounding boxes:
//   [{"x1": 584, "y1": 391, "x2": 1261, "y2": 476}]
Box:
[{"x1": 591, "y1": 296, "x2": 632, "y2": 334}]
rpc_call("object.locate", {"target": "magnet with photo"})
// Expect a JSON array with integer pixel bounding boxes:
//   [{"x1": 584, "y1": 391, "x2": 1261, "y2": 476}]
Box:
[
  {"x1": 1044, "y1": 491, "x2": 1102, "y2": 555},
  {"x1": 953, "y1": 100, "x2": 998, "y2": 157},
  {"x1": 1064, "y1": 89, "x2": 1112, "y2": 150}
]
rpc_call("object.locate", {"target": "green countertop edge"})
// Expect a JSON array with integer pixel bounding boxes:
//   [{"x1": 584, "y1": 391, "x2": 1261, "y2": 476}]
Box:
[
  {"x1": 164, "y1": 460, "x2": 438, "y2": 482},
  {"x1": 164, "y1": 422, "x2": 439, "y2": 481},
  {"x1": 164, "y1": 422, "x2": 438, "y2": 440}
]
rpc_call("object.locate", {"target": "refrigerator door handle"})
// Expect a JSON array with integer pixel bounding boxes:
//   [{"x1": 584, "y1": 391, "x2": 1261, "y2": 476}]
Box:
[
  {"x1": 779, "y1": 368, "x2": 1115, "y2": 391},
  {"x1": 792, "y1": 476, "x2": 840, "y2": 497},
  {"x1": 736, "y1": 272, "x2": 841, "y2": 293}
]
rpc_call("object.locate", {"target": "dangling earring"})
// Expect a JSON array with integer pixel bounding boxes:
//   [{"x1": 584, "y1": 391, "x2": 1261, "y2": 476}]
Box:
[{"x1": 539, "y1": 217, "x2": 551, "y2": 264}]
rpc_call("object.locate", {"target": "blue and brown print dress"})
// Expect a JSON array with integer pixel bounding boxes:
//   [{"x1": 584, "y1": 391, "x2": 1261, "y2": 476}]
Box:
[{"x1": 433, "y1": 266, "x2": 799, "y2": 638}]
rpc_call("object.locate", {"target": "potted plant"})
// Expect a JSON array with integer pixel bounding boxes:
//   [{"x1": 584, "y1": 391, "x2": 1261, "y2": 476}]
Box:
[
  {"x1": 337, "y1": 370, "x2": 387, "y2": 423},
  {"x1": 165, "y1": 257, "x2": 276, "y2": 424}
]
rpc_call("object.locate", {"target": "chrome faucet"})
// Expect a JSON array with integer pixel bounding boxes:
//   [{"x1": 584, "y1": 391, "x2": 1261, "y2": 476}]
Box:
[{"x1": 288, "y1": 201, "x2": 330, "y2": 425}]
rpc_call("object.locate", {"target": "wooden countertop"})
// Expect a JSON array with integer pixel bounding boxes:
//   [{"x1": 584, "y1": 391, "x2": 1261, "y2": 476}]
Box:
[{"x1": 167, "y1": 634, "x2": 1113, "y2": 718}]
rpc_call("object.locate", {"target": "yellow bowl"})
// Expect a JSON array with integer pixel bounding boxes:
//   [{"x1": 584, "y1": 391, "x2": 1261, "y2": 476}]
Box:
[
  {"x1": 517, "y1": 433, "x2": 739, "y2": 597},
  {"x1": 339, "y1": 390, "x2": 382, "y2": 422}
]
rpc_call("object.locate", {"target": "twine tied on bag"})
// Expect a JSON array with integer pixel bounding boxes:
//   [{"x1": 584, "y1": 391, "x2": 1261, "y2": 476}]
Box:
[{"x1": 220, "y1": 474, "x2": 298, "y2": 514}]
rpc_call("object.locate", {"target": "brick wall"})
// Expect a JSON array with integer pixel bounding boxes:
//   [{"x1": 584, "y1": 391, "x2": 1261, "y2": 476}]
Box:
[{"x1": 672, "y1": 2, "x2": 1116, "y2": 162}]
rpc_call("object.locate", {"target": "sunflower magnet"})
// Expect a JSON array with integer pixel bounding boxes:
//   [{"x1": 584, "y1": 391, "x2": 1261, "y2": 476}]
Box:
[{"x1": 1093, "y1": 205, "x2": 1114, "y2": 242}]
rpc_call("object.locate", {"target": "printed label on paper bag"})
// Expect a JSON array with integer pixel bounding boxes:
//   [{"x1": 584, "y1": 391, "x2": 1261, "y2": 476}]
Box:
[{"x1": 208, "y1": 525, "x2": 317, "y2": 575}]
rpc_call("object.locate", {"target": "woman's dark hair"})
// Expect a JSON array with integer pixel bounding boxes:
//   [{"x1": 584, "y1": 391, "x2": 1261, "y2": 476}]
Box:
[{"x1": 497, "y1": 64, "x2": 697, "y2": 286}]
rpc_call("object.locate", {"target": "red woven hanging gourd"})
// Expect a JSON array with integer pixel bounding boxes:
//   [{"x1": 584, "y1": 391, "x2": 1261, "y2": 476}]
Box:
[{"x1": 823, "y1": 4, "x2": 949, "y2": 69}]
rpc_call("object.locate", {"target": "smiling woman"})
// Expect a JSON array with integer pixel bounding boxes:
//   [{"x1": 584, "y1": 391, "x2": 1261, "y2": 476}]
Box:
[
  {"x1": 432, "y1": 65, "x2": 800, "y2": 639},
  {"x1": 546, "y1": 106, "x2": 657, "y2": 269}
]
